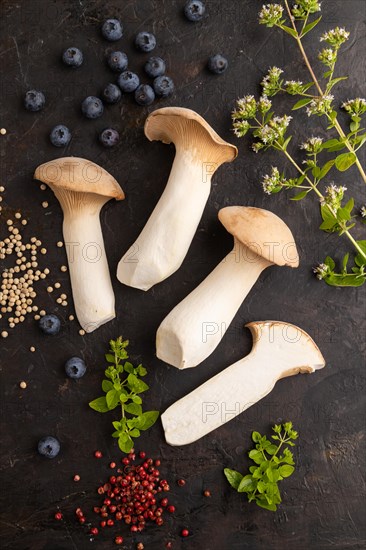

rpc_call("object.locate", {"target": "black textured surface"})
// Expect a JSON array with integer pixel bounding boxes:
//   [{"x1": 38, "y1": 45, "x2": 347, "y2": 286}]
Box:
[{"x1": 0, "y1": 1, "x2": 365, "y2": 549}]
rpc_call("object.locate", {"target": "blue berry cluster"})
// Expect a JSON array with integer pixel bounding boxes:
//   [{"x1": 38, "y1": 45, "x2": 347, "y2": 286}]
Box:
[{"x1": 23, "y1": 4, "x2": 228, "y2": 150}]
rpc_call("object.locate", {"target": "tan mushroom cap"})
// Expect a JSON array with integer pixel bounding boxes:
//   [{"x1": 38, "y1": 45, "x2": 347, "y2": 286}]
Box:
[
  {"x1": 34, "y1": 157, "x2": 124, "y2": 200},
  {"x1": 144, "y1": 107, "x2": 238, "y2": 165},
  {"x1": 219, "y1": 206, "x2": 299, "y2": 268}
]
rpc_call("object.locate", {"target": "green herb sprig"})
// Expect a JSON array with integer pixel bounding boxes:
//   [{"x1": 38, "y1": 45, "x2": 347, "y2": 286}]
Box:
[
  {"x1": 89, "y1": 337, "x2": 159, "y2": 453},
  {"x1": 224, "y1": 422, "x2": 298, "y2": 511},
  {"x1": 232, "y1": 1, "x2": 366, "y2": 287}
]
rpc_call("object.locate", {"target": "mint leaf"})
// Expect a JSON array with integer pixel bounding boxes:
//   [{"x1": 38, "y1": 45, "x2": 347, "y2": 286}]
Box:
[
  {"x1": 225, "y1": 424, "x2": 298, "y2": 512},
  {"x1": 89, "y1": 396, "x2": 109, "y2": 413},
  {"x1": 102, "y1": 380, "x2": 114, "y2": 393},
  {"x1": 223, "y1": 468, "x2": 243, "y2": 490},
  {"x1": 89, "y1": 337, "x2": 160, "y2": 453}
]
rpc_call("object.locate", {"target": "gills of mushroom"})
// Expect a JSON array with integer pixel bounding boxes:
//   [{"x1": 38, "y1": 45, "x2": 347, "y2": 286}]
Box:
[
  {"x1": 156, "y1": 206, "x2": 299, "y2": 369},
  {"x1": 117, "y1": 107, "x2": 237, "y2": 291},
  {"x1": 34, "y1": 157, "x2": 124, "y2": 332},
  {"x1": 162, "y1": 321, "x2": 326, "y2": 446}
]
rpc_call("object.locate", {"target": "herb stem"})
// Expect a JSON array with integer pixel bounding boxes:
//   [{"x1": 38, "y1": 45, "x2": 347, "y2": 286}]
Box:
[
  {"x1": 283, "y1": 0, "x2": 366, "y2": 184},
  {"x1": 279, "y1": 145, "x2": 366, "y2": 260}
]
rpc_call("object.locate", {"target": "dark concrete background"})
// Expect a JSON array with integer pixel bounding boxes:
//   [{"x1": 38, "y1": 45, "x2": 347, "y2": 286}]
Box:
[{"x1": 0, "y1": 1, "x2": 365, "y2": 549}]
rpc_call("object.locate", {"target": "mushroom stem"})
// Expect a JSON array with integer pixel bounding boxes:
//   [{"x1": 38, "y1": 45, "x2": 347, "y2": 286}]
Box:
[
  {"x1": 117, "y1": 107, "x2": 237, "y2": 291},
  {"x1": 61, "y1": 197, "x2": 115, "y2": 332},
  {"x1": 162, "y1": 321, "x2": 326, "y2": 446},
  {"x1": 156, "y1": 241, "x2": 271, "y2": 369},
  {"x1": 117, "y1": 150, "x2": 211, "y2": 291},
  {"x1": 34, "y1": 157, "x2": 124, "y2": 333}
]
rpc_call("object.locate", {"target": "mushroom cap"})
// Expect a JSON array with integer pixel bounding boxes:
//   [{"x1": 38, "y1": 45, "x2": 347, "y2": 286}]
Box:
[
  {"x1": 34, "y1": 157, "x2": 125, "y2": 200},
  {"x1": 144, "y1": 107, "x2": 237, "y2": 165},
  {"x1": 246, "y1": 321, "x2": 325, "y2": 374},
  {"x1": 218, "y1": 206, "x2": 299, "y2": 268}
]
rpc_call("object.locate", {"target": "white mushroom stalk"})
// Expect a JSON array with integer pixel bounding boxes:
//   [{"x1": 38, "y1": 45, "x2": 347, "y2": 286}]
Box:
[
  {"x1": 162, "y1": 321, "x2": 326, "y2": 446},
  {"x1": 34, "y1": 157, "x2": 124, "y2": 332},
  {"x1": 156, "y1": 206, "x2": 299, "y2": 369},
  {"x1": 117, "y1": 107, "x2": 237, "y2": 291}
]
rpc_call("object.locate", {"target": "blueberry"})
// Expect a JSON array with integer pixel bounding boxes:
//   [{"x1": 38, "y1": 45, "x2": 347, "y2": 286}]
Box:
[
  {"x1": 134, "y1": 84, "x2": 155, "y2": 106},
  {"x1": 135, "y1": 32, "x2": 156, "y2": 53},
  {"x1": 49, "y1": 125, "x2": 71, "y2": 147},
  {"x1": 208, "y1": 54, "x2": 228, "y2": 74},
  {"x1": 38, "y1": 436, "x2": 60, "y2": 459},
  {"x1": 99, "y1": 128, "x2": 120, "y2": 147},
  {"x1": 62, "y1": 47, "x2": 83, "y2": 68},
  {"x1": 101, "y1": 18, "x2": 123, "y2": 41},
  {"x1": 81, "y1": 96, "x2": 104, "y2": 119},
  {"x1": 102, "y1": 83, "x2": 122, "y2": 104},
  {"x1": 184, "y1": 0, "x2": 205, "y2": 21},
  {"x1": 107, "y1": 51, "x2": 128, "y2": 72},
  {"x1": 39, "y1": 314, "x2": 61, "y2": 335},
  {"x1": 117, "y1": 71, "x2": 140, "y2": 93},
  {"x1": 153, "y1": 75, "x2": 175, "y2": 98},
  {"x1": 144, "y1": 56, "x2": 166, "y2": 78},
  {"x1": 65, "y1": 356, "x2": 87, "y2": 379},
  {"x1": 24, "y1": 90, "x2": 45, "y2": 112}
]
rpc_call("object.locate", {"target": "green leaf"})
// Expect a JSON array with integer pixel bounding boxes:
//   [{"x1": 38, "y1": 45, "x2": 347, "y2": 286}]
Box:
[
  {"x1": 328, "y1": 76, "x2": 348, "y2": 92},
  {"x1": 106, "y1": 389, "x2": 120, "y2": 410},
  {"x1": 266, "y1": 444, "x2": 278, "y2": 455},
  {"x1": 102, "y1": 380, "x2": 114, "y2": 393},
  {"x1": 112, "y1": 421, "x2": 121, "y2": 430},
  {"x1": 120, "y1": 393, "x2": 129, "y2": 403},
  {"x1": 123, "y1": 362, "x2": 134, "y2": 374},
  {"x1": 111, "y1": 431, "x2": 120, "y2": 438},
  {"x1": 337, "y1": 207, "x2": 351, "y2": 222},
  {"x1": 335, "y1": 152, "x2": 357, "y2": 171},
  {"x1": 283, "y1": 136, "x2": 292, "y2": 150},
  {"x1": 290, "y1": 190, "x2": 308, "y2": 201},
  {"x1": 132, "y1": 395, "x2": 142, "y2": 404},
  {"x1": 118, "y1": 435, "x2": 134, "y2": 453},
  {"x1": 324, "y1": 273, "x2": 365, "y2": 287},
  {"x1": 324, "y1": 256, "x2": 335, "y2": 270},
  {"x1": 319, "y1": 218, "x2": 338, "y2": 231},
  {"x1": 281, "y1": 25, "x2": 298, "y2": 38},
  {"x1": 279, "y1": 465, "x2": 295, "y2": 478},
  {"x1": 248, "y1": 450, "x2": 264, "y2": 465},
  {"x1": 105, "y1": 353, "x2": 116, "y2": 363},
  {"x1": 267, "y1": 467, "x2": 281, "y2": 482},
  {"x1": 322, "y1": 138, "x2": 342, "y2": 150},
  {"x1": 312, "y1": 165, "x2": 321, "y2": 178},
  {"x1": 135, "y1": 411, "x2": 159, "y2": 431},
  {"x1": 256, "y1": 499, "x2": 277, "y2": 511},
  {"x1": 136, "y1": 364, "x2": 147, "y2": 376},
  {"x1": 252, "y1": 431, "x2": 262, "y2": 443},
  {"x1": 323, "y1": 70, "x2": 332, "y2": 78},
  {"x1": 127, "y1": 373, "x2": 149, "y2": 393},
  {"x1": 292, "y1": 98, "x2": 313, "y2": 110},
  {"x1": 129, "y1": 428, "x2": 140, "y2": 437},
  {"x1": 319, "y1": 160, "x2": 335, "y2": 179},
  {"x1": 224, "y1": 468, "x2": 243, "y2": 490},
  {"x1": 344, "y1": 198, "x2": 354, "y2": 213},
  {"x1": 301, "y1": 16, "x2": 322, "y2": 36},
  {"x1": 89, "y1": 396, "x2": 109, "y2": 413},
  {"x1": 238, "y1": 475, "x2": 255, "y2": 493},
  {"x1": 342, "y1": 253, "x2": 349, "y2": 272},
  {"x1": 124, "y1": 402, "x2": 143, "y2": 416}
]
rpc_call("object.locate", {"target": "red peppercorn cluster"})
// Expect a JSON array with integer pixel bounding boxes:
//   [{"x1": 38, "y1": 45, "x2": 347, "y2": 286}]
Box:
[{"x1": 76, "y1": 450, "x2": 174, "y2": 537}]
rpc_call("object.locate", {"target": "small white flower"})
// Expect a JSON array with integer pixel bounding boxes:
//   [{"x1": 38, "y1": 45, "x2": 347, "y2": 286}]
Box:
[
  {"x1": 306, "y1": 95, "x2": 334, "y2": 116},
  {"x1": 313, "y1": 263, "x2": 329, "y2": 280},
  {"x1": 300, "y1": 136, "x2": 323, "y2": 152},
  {"x1": 258, "y1": 95, "x2": 272, "y2": 113},
  {"x1": 360, "y1": 206, "x2": 366, "y2": 218},
  {"x1": 320, "y1": 27, "x2": 350, "y2": 46},
  {"x1": 341, "y1": 98, "x2": 366, "y2": 116}
]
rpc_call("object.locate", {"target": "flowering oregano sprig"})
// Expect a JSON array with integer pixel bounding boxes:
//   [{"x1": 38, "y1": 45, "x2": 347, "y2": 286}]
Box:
[{"x1": 232, "y1": 3, "x2": 366, "y2": 287}]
